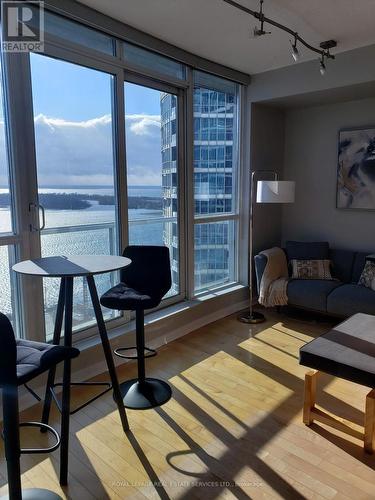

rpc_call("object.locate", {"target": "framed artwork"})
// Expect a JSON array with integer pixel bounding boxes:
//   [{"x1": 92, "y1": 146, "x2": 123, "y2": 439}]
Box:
[{"x1": 337, "y1": 127, "x2": 375, "y2": 209}]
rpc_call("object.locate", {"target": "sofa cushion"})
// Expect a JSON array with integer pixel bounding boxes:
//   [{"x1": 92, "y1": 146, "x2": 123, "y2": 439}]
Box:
[
  {"x1": 329, "y1": 249, "x2": 355, "y2": 283},
  {"x1": 352, "y1": 252, "x2": 370, "y2": 283},
  {"x1": 287, "y1": 279, "x2": 342, "y2": 312},
  {"x1": 327, "y1": 284, "x2": 375, "y2": 317},
  {"x1": 358, "y1": 261, "x2": 375, "y2": 290},
  {"x1": 286, "y1": 241, "x2": 329, "y2": 261}
]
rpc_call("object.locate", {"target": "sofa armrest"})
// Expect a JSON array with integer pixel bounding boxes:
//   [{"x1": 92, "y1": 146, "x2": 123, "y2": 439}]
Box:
[{"x1": 254, "y1": 254, "x2": 268, "y2": 295}]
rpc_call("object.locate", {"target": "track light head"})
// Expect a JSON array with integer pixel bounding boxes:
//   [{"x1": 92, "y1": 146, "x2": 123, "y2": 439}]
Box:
[
  {"x1": 290, "y1": 37, "x2": 299, "y2": 62},
  {"x1": 319, "y1": 56, "x2": 326, "y2": 76},
  {"x1": 292, "y1": 45, "x2": 299, "y2": 62}
]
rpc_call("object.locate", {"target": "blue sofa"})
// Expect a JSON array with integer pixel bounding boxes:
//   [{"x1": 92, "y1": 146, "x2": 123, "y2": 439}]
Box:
[{"x1": 254, "y1": 242, "x2": 375, "y2": 317}]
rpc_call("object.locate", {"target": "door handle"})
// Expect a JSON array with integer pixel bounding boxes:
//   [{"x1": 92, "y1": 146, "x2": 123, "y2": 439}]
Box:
[
  {"x1": 29, "y1": 203, "x2": 46, "y2": 232},
  {"x1": 39, "y1": 204, "x2": 46, "y2": 230}
]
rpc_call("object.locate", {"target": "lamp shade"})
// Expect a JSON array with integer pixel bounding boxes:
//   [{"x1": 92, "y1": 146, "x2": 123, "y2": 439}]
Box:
[{"x1": 256, "y1": 180, "x2": 295, "y2": 204}]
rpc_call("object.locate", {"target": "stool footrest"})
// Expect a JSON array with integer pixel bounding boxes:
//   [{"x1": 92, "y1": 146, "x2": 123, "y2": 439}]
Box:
[
  {"x1": 24, "y1": 383, "x2": 42, "y2": 402},
  {"x1": 114, "y1": 346, "x2": 157, "y2": 360},
  {"x1": 3, "y1": 421, "x2": 62, "y2": 454}
]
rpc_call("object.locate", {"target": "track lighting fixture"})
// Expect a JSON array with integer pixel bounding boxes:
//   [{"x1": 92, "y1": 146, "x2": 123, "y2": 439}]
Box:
[
  {"x1": 223, "y1": 0, "x2": 337, "y2": 75},
  {"x1": 319, "y1": 56, "x2": 326, "y2": 76},
  {"x1": 290, "y1": 36, "x2": 299, "y2": 62}
]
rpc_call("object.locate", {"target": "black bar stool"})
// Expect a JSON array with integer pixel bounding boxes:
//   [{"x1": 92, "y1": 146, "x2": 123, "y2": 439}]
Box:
[
  {"x1": 0, "y1": 312, "x2": 80, "y2": 500},
  {"x1": 100, "y1": 245, "x2": 172, "y2": 410}
]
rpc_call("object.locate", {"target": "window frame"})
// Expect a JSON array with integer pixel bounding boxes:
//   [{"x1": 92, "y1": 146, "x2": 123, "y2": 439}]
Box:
[{"x1": 190, "y1": 71, "x2": 242, "y2": 296}]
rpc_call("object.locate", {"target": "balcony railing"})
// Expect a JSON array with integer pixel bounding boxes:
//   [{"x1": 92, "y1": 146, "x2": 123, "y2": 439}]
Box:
[
  {"x1": 42, "y1": 221, "x2": 116, "y2": 254},
  {"x1": 41, "y1": 216, "x2": 179, "y2": 336},
  {"x1": 41, "y1": 221, "x2": 118, "y2": 336}
]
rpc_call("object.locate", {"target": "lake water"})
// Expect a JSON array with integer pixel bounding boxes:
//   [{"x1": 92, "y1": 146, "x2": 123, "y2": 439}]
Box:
[{"x1": 0, "y1": 186, "x2": 166, "y2": 331}]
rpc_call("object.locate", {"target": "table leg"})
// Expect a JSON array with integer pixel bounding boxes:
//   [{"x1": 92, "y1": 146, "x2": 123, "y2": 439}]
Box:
[
  {"x1": 86, "y1": 275, "x2": 129, "y2": 432},
  {"x1": 364, "y1": 389, "x2": 375, "y2": 454},
  {"x1": 2, "y1": 385, "x2": 22, "y2": 500},
  {"x1": 60, "y1": 277, "x2": 73, "y2": 486},
  {"x1": 41, "y1": 278, "x2": 66, "y2": 429},
  {"x1": 303, "y1": 370, "x2": 318, "y2": 426}
]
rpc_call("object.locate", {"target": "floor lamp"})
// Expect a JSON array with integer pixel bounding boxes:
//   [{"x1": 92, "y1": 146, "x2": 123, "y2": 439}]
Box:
[{"x1": 239, "y1": 170, "x2": 295, "y2": 324}]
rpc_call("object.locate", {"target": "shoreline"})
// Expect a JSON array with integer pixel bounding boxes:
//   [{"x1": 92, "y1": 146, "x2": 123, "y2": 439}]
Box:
[{"x1": 0, "y1": 192, "x2": 163, "y2": 211}]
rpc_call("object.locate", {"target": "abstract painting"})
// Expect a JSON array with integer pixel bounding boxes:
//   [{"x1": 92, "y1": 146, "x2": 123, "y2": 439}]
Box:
[{"x1": 337, "y1": 127, "x2": 375, "y2": 209}]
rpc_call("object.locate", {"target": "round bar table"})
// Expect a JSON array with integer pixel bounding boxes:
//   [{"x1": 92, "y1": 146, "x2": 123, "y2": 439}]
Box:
[{"x1": 12, "y1": 255, "x2": 131, "y2": 490}]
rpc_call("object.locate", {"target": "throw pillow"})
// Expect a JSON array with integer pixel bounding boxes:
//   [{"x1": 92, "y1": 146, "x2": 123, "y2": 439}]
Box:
[
  {"x1": 291, "y1": 259, "x2": 333, "y2": 280},
  {"x1": 358, "y1": 261, "x2": 375, "y2": 291}
]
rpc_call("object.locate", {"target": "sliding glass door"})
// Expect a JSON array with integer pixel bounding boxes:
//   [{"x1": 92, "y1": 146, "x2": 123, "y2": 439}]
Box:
[
  {"x1": 29, "y1": 53, "x2": 120, "y2": 338},
  {"x1": 124, "y1": 80, "x2": 183, "y2": 300}
]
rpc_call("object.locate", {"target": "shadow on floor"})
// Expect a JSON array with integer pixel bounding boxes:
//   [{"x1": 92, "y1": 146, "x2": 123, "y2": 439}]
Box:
[{"x1": 1, "y1": 310, "x2": 374, "y2": 499}]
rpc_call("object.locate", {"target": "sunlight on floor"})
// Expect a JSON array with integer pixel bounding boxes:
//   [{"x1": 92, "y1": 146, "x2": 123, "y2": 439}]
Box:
[{"x1": 1, "y1": 312, "x2": 375, "y2": 499}]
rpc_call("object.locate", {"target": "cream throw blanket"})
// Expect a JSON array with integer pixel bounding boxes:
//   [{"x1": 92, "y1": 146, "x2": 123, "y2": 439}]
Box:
[{"x1": 258, "y1": 247, "x2": 289, "y2": 307}]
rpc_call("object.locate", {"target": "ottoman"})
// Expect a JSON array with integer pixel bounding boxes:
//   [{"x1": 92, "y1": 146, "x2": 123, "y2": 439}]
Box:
[{"x1": 299, "y1": 313, "x2": 375, "y2": 453}]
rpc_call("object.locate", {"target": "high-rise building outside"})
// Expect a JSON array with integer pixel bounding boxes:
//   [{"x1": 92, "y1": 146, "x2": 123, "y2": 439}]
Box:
[{"x1": 160, "y1": 93, "x2": 179, "y2": 294}]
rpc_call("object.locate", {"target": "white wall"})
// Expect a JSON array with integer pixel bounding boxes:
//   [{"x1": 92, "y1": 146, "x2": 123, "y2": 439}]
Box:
[
  {"x1": 282, "y1": 97, "x2": 375, "y2": 252},
  {"x1": 251, "y1": 103, "x2": 285, "y2": 253}
]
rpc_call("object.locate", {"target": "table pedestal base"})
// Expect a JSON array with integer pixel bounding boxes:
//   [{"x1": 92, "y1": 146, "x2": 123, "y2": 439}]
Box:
[{"x1": 120, "y1": 378, "x2": 172, "y2": 409}]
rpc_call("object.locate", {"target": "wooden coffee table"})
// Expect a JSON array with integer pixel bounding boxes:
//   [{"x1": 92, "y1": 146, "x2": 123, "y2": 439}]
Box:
[{"x1": 299, "y1": 313, "x2": 375, "y2": 453}]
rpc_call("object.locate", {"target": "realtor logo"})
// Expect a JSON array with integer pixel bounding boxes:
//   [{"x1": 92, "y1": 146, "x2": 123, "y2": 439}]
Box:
[{"x1": 1, "y1": 1, "x2": 44, "y2": 52}]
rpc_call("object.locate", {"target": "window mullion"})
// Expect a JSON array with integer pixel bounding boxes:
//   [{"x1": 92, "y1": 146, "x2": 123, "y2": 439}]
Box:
[
  {"x1": 238, "y1": 84, "x2": 250, "y2": 286},
  {"x1": 113, "y1": 67, "x2": 129, "y2": 256},
  {"x1": 194, "y1": 214, "x2": 239, "y2": 224},
  {"x1": 113, "y1": 65, "x2": 130, "y2": 325},
  {"x1": 185, "y1": 67, "x2": 195, "y2": 300}
]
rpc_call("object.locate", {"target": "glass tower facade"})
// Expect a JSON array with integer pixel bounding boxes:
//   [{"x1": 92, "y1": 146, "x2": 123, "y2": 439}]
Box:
[
  {"x1": 161, "y1": 93, "x2": 179, "y2": 294},
  {"x1": 161, "y1": 73, "x2": 239, "y2": 293}
]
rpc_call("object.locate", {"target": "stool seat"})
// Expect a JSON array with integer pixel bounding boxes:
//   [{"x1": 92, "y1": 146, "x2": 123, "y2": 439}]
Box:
[
  {"x1": 16, "y1": 339, "x2": 79, "y2": 386},
  {"x1": 300, "y1": 313, "x2": 375, "y2": 388},
  {"x1": 100, "y1": 245, "x2": 172, "y2": 410},
  {"x1": 100, "y1": 283, "x2": 158, "y2": 310},
  {"x1": 0, "y1": 311, "x2": 81, "y2": 496}
]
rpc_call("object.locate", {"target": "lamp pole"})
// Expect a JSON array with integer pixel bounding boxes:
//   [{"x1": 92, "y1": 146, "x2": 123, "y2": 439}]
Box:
[{"x1": 239, "y1": 169, "x2": 278, "y2": 324}]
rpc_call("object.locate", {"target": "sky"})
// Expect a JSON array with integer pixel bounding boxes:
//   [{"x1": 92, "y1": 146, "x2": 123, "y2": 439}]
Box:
[{"x1": 21, "y1": 53, "x2": 164, "y2": 187}]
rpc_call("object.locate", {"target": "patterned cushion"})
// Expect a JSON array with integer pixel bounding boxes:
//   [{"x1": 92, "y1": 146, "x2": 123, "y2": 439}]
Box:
[
  {"x1": 291, "y1": 259, "x2": 333, "y2": 280},
  {"x1": 358, "y1": 261, "x2": 375, "y2": 291}
]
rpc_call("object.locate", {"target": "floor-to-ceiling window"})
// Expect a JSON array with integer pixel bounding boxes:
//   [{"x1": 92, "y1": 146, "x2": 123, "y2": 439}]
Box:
[
  {"x1": 0, "y1": 6, "x2": 244, "y2": 341},
  {"x1": 30, "y1": 53, "x2": 120, "y2": 337},
  {"x1": 125, "y1": 82, "x2": 181, "y2": 297},
  {"x1": 193, "y1": 72, "x2": 240, "y2": 292}
]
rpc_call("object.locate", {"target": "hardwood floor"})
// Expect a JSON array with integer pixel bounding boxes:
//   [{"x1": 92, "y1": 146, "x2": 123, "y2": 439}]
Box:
[{"x1": 1, "y1": 310, "x2": 375, "y2": 499}]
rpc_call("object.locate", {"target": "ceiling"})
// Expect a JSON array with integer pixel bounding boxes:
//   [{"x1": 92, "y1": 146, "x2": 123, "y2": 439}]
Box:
[{"x1": 79, "y1": 0, "x2": 375, "y2": 75}]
